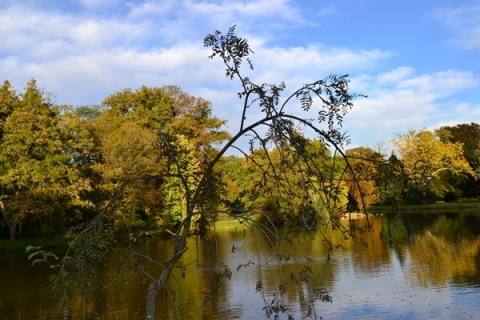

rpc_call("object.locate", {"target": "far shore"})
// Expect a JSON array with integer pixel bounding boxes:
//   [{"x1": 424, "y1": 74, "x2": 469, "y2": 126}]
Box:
[
  {"x1": 2, "y1": 202, "x2": 479, "y2": 253},
  {"x1": 366, "y1": 202, "x2": 480, "y2": 214}
]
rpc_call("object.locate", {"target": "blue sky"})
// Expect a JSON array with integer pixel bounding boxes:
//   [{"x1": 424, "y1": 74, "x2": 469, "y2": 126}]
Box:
[{"x1": 1, "y1": 0, "x2": 479, "y2": 151}]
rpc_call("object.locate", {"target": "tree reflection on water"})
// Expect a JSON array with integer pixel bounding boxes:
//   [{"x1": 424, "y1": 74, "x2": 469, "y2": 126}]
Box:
[{"x1": 1, "y1": 212, "x2": 480, "y2": 319}]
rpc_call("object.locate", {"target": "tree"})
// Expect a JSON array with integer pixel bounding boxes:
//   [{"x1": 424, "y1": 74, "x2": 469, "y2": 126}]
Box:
[
  {"x1": 378, "y1": 154, "x2": 409, "y2": 208},
  {"x1": 0, "y1": 80, "x2": 19, "y2": 237},
  {"x1": 142, "y1": 26, "x2": 363, "y2": 318},
  {"x1": 92, "y1": 85, "x2": 230, "y2": 231},
  {"x1": 42, "y1": 26, "x2": 363, "y2": 319},
  {"x1": 345, "y1": 147, "x2": 383, "y2": 210},
  {"x1": 0, "y1": 80, "x2": 92, "y2": 239},
  {"x1": 436, "y1": 123, "x2": 480, "y2": 170},
  {"x1": 436, "y1": 123, "x2": 480, "y2": 199},
  {"x1": 392, "y1": 129, "x2": 473, "y2": 203}
]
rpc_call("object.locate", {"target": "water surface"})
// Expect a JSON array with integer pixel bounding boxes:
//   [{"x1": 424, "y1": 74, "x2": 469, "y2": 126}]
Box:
[{"x1": 1, "y1": 213, "x2": 480, "y2": 319}]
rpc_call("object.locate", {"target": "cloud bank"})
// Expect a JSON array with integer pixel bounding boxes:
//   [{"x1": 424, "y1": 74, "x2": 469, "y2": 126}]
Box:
[{"x1": 0, "y1": 0, "x2": 478, "y2": 151}]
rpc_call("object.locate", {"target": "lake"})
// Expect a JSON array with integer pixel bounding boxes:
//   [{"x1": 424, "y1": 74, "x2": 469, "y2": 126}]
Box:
[{"x1": 1, "y1": 212, "x2": 480, "y2": 319}]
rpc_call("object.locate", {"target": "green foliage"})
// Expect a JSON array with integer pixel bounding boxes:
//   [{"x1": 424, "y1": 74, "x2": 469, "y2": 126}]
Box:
[
  {"x1": 89, "y1": 85, "x2": 230, "y2": 232},
  {"x1": 0, "y1": 80, "x2": 93, "y2": 238},
  {"x1": 393, "y1": 129, "x2": 473, "y2": 204},
  {"x1": 436, "y1": 123, "x2": 480, "y2": 199},
  {"x1": 378, "y1": 154, "x2": 409, "y2": 207},
  {"x1": 220, "y1": 139, "x2": 350, "y2": 227},
  {"x1": 345, "y1": 147, "x2": 384, "y2": 210},
  {"x1": 26, "y1": 245, "x2": 59, "y2": 266},
  {"x1": 436, "y1": 123, "x2": 480, "y2": 170}
]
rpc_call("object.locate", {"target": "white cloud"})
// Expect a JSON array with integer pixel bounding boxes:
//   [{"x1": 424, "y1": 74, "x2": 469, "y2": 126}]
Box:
[
  {"x1": 184, "y1": 0, "x2": 302, "y2": 22},
  {"x1": 377, "y1": 67, "x2": 414, "y2": 84},
  {"x1": 124, "y1": 0, "x2": 307, "y2": 45},
  {"x1": 433, "y1": 4, "x2": 480, "y2": 50},
  {"x1": 127, "y1": 0, "x2": 177, "y2": 18},
  {"x1": 0, "y1": 5, "x2": 150, "y2": 61},
  {"x1": 344, "y1": 68, "x2": 479, "y2": 150},
  {"x1": 4, "y1": 43, "x2": 216, "y2": 106},
  {"x1": 76, "y1": 0, "x2": 122, "y2": 9},
  {"x1": 0, "y1": 0, "x2": 479, "y2": 155},
  {"x1": 258, "y1": 45, "x2": 390, "y2": 74},
  {"x1": 398, "y1": 69, "x2": 477, "y2": 97}
]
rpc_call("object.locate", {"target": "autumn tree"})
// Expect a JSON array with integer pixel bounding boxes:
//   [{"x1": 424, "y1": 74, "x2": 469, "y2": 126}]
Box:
[
  {"x1": 0, "y1": 81, "x2": 17, "y2": 237},
  {"x1": 436, "y1": 123, "x2": 480, "y2": 170},
  {"x1": 393, "y1": 129, "x2": 473, "y2": 203},
  {"x1": 436, "y1": 123, "x2": 480, "y2": 199},
  {"x1": 217, "y1": 155, "x2": 250, "y2": 210},
  {"x1": 89, "y1": 85, "x2": 230, "y2": 231},
  {"x1": 345, "y1": 147, "x2": 384, "y2": 210}
]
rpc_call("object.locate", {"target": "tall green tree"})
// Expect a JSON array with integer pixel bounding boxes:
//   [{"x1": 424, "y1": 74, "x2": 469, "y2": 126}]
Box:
[
  {"x1": 378, "y1": 154, "x2": 409, "y2": 207},
  {"x1": 0, "y1": 80, "x2": 92, "y2": 239},
  {"x1": 64, "y1": 105, "x2": 106, "y2": 222}
]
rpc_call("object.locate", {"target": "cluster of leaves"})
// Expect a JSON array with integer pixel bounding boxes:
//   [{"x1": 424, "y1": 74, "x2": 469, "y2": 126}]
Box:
[
  {"x1": 26, "y1": 219, "x2": 115, "y2": 308},
  {"x1": 220, "y1": 140, "x2": 350, "y2": 228}
]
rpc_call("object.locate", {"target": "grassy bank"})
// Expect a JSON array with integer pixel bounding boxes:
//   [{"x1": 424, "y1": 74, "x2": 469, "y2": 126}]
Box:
[
  {"x1": 0, "y1": 235, "x2": 71, "y2": 254},
  {"x1": 214, "y1": 219, "x2": 242, "y2": 229},
  {"x1": 367, "y1": 202, "x2": 480, "y2": 214}
]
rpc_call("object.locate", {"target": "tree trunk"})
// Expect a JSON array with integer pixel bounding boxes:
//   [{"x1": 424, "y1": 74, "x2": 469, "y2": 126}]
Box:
[
  {"x1": 18, "y1": 221, "x2": 23, "y2": 236},
  {"x1": 147, "y1": 280, "x2": 161, "y2": 320},
  {"x1": 145, "y1": 224, "x2": 189, "y2": 319},
  {"x1": 146, "y1": 280, "x2": 162, "y2": 319},
  {"x1": 8, "y1": 223, "x2": 17, "y2": 240},
  {"x1": 145, "y1": 178, "x2": 193, "y2": 318},
  {"x1": 145, "y1": 252, "x2": 184, "y2": 319}
]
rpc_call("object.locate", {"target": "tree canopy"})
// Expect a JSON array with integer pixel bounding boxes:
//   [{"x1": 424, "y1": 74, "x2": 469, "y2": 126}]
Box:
[{"x1": 0, "y1": 80, "x2": 92, "y2": 239}]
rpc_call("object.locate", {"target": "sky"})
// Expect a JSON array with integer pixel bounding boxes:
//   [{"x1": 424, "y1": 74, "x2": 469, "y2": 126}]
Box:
[{"x1": 1, "y1": 0, "x2": 479, "y2": 153}]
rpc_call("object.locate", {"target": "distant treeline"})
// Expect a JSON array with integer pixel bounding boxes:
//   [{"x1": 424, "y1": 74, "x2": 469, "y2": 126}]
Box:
[{"x1": 1, "y1": 80, "x2": 478, "y2": 239}]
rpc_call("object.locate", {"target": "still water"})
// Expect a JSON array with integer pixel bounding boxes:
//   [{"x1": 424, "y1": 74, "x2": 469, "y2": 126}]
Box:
[{"x1": 1, "y1": 213, "x2": 480, "y2": 319}]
